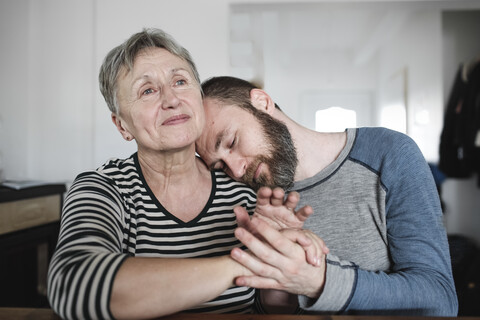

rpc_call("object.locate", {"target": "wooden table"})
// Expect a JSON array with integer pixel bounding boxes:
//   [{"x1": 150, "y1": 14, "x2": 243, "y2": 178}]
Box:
[
  {"x1": 0, "y1": 184, "x2": 66, "y2": 308},
  {"x1": 1, "y1": 308, "x2": 478, "y2": 320}
]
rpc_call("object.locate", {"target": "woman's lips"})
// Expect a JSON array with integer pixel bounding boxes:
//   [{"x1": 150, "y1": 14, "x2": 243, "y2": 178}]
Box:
[{"x1": 162, "y1": 114, "x2": 190, "y2": 125}]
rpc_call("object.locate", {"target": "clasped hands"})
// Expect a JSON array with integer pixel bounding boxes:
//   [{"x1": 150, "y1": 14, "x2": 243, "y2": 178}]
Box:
[{"x1": 232, "y1": 187, "x2": 328, "y2": 299}]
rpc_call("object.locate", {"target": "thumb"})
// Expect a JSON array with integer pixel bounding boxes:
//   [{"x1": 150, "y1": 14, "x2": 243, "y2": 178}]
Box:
[{"x1": 234, "y1": 206, "x2": 250, "y2": 229}]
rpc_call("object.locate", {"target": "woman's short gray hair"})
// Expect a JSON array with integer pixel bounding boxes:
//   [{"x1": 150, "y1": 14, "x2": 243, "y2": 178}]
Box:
[{"x1": 99, "y1": 28, "x2": 201, "y2": 114}]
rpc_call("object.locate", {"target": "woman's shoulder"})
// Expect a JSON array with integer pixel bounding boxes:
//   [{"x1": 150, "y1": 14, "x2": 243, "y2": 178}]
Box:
[
  {"x1": 98, "y1": 154, "x2": 136, "y2": 171},
  {"x1": 212, "y1": 170, "x2": 256, "y2": 196},
  {"x1": 72, "y1": 154, "x2": 138, "y2": 188}
]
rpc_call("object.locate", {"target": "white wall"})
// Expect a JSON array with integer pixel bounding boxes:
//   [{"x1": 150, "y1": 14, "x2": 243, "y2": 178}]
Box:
[
  {"x1": 0, "y1": 0, "x2": 232, "y2": 183},
  {"x1": 229, "y1": 4, "x2": 379, "y2": 126},
  {"x1": 27, "y1": 0, "x2": 95, "y2": 182},
  {"x1": 377, "y1": 8, "x2": 443, "y2": 162},
  {"x1": 0, "y1": 0, "x2": 30, "y2": 181}
]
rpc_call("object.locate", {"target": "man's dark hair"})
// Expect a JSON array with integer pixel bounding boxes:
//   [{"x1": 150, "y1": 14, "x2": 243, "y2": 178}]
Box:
[
  {"x1": 201, "y1": 76, "x2": 281, "y2": 112},
  {"x1": 201, "y1": 76, "x2": 296, "y2": 190}
]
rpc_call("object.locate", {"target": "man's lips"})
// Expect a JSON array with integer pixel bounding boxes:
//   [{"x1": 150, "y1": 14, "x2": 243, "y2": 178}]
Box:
[
  {"x1": 162, "y1": 114, "x2": 190, "y2": 125},
  {"x1": 253, "y1": 162, "x2": 263, "y2": 181}
]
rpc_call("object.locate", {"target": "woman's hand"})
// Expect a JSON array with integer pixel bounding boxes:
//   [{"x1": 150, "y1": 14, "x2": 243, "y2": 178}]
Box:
[{"x1": 236, "y1": 187, "x2": 313, "y2": 231}]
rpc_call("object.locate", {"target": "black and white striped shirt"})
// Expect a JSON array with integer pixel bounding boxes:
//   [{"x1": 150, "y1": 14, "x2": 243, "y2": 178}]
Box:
[{"x1": 47, "y1": 153, "x2": 257, "y2": 319}]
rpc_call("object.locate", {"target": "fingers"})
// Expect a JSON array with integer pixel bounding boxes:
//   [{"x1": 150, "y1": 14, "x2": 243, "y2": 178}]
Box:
[
  {"x1": 235, "y1": 206, "x2": 266, "y2": 241},
  {"x1": 256, "y1": 187, "x2": 287, "y2": 208},
  {"x1": 294, "y1": 205, "x2": 313, "y2": 222},
  {"x1": 232, "y1": 230, "x2": 283, "y2": 279},
  {"x1": 253, "y1": 187, "x2": 312, "y2": 230},
  {"x1": 299, "y1": 230, "x2": 329, "y2": 255},
  {"x1": 234, "y1": 206, "x2": 251, "y2": 229},
  {"x1": 280, "y1": 228, "x2": 312, "y2": 247},
  {"x1": 243, "y1": 217, "x2": 301, "y2": 259},
  {"x1": 270, "y1": 188, "x2": 285, "y2": 207},
  {"x1": 233, "y1": 221, "x2": 328, "y2": 297},
  {"x1": 235, "y1": 275, "x2": 281, "y2": 290},
  {"x1": 281, "y1": 229, "x2": 328, "y2": 267},
  {"x1": 302, "y1": 232, "x2": 329, "y2": 267},
  {"x1": 255, "y1": 187, "x2": 274, "y2": 207},
  {"x1": 283, "y1": 191, "x2": 300, "y2": 211}
]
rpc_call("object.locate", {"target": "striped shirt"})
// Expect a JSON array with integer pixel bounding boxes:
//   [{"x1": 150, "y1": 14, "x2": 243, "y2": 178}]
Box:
[{"x1": 47, "y1": 153, "x2": 257, "y2": 319}]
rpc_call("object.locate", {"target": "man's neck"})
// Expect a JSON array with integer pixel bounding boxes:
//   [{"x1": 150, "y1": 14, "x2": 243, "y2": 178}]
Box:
[{"x1": 285, "y1": 119, "x2": 348, "y2": 182}]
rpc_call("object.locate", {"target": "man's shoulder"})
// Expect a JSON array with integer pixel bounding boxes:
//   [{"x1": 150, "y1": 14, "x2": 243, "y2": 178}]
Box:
[
  {"x1": 348, "y1": 127, "x2": 421, "y2": 173},
  {"x1": 357, "y1": 126, "x2": 408, "y2": 140},
  {"x1": 354, "y1": 127, "x2": 416, "y2": 153}
]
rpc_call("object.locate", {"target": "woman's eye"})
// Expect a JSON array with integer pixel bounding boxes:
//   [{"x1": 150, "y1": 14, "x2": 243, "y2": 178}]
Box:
[
  {"x1": 143, "y1": 88, "x2": 154, "y2": 95},
  {"x1": 175, "y1": 79, "x2": 186, "y2": 86}
]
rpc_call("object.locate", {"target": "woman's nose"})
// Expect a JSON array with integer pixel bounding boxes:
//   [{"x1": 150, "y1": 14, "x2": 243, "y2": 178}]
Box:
[{"x1": 161, "y1": 87, "x2": 180, "y2": 108}]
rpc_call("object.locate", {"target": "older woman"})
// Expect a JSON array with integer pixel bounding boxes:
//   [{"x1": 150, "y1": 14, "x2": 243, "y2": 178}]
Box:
[
  {"x1": 46, "y1": 28, "x2": 261, "y2": 320},
  {"x1": 47, "y1": 28, "x2": 321, "y2": 320}
]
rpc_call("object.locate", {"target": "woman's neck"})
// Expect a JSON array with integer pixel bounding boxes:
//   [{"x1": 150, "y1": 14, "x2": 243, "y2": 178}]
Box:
[
  {"x1": 137, "y1": 146, "x2": 212, "y2": 222},
  {"x1": 138, "y1": 145, "x2": 206, "y2": 188}
]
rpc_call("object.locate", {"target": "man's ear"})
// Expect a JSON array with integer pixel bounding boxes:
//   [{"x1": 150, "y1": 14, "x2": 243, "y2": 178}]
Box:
[
  {"x1": 111, "y1": 113, "x2": 133, "y2": 141},
  {"x1": 250, "y1": 88, "x2": 275, "y2": 115}
]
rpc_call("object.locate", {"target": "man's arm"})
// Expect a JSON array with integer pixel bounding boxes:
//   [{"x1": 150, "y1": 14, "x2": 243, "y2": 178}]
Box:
[
  {"x1": 337, "y1": 132, "x2": 458, "y2": 316},
  {"x1": 234, "y1": 187, "x2": 327, "y2": 314},
  {"x1": 232, "y1": 217, "x2": 327, "y2": 298},
  {"x1": 233, "y1": 131, "x2": 458, "y2": 316}
]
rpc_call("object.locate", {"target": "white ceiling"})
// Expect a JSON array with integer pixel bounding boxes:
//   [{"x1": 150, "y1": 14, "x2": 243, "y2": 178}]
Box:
[{"x1": 230, "y1": 1, "x2": 480, "y2": 66}]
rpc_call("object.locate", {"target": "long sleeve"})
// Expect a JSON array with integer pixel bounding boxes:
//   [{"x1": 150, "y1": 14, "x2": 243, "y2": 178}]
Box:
[
  {"x1": 345, "y1": 131, "x2": 457, "y2": 315},
  {"x1": 47, "y1": 157, "x2": 258, "y2": 319},
  {"x1": 47, "y1": 172, "x2": 128, "y2": 320},
  {"x1": 296, "y1": 128, "x2": 458, "y2": 316}
]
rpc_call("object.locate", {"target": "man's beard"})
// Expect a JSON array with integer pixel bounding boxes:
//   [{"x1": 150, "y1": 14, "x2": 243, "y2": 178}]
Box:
[{"x1": 240, "y1": 110, "x2": 298, "y2": 191}]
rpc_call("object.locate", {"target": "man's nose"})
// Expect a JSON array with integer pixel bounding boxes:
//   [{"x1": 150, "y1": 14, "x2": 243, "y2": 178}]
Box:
[{"x1": 224, "y1": 156, "x2": 247, "y2": 180}]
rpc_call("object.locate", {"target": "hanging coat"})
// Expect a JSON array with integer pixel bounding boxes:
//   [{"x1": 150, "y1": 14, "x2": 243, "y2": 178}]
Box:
[{"x1": 439, "y1": 60, "x2": 480, "y2": 186}]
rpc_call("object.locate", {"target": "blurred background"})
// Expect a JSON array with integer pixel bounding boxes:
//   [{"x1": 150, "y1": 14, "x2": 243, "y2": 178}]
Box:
[
  {"x1": 1, "y1": 0, "x2": 480, "y2": 314},
  {"x1": 0, "y1": 0, "x2": 479, "y2": 276}
]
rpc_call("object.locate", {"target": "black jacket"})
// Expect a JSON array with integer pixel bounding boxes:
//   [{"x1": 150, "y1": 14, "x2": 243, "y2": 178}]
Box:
[{"x1": 439, "y1": 61, "x2": 480, "y2": 186}]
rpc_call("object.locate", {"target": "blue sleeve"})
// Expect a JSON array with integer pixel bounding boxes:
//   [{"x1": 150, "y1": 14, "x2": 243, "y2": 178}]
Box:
[{"x1": 346, "y1": 128, "x2": 458, "y2": 316}]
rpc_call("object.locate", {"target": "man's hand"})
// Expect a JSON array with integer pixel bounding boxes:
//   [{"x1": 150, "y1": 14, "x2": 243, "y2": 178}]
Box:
[
  {"x1": 236, "y1": 187, "x2": 313, "y2": 231},
  {"x1": 231, "y1": 217, "x2": 327, "y2": 298}
]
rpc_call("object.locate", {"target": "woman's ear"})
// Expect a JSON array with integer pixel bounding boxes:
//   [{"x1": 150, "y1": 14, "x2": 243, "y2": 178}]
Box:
[
  {"x1": 111, "y1": 113, "x2": 134, "y2": 141},
  {"x1": 250, "y1": 89, "x2": 275, "y2": 115}
]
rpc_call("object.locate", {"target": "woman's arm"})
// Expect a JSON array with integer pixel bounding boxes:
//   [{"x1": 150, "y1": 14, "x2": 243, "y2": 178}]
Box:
[
  {"x1": 111, "y1": 256, "x2": 246, "y2": 319},
  {"x1": 48, "y1": 172, "x2": 249, "y2": 320}
]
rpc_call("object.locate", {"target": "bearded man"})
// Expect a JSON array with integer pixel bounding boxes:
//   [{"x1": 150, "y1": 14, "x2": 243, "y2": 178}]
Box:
[{"x1": 195, "y1": 76, "x2": 458, "y2": 316}]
